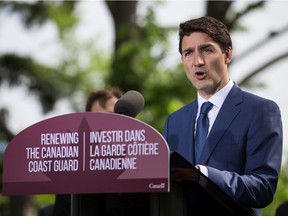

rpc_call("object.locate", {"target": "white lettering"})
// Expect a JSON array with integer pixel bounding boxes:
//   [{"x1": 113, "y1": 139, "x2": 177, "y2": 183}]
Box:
[
  {"x1": 41, "y1": 146, "x2": 79, "y2": 158},
  {"x1": 127, "y1": 142, "x2": 158, "y2": 156},
  {"x1": 124, "y1": 130, "x2": 145, "y2": 142},
  {"x1": 41, "y1": 132, "x2": 79, "y2": 145},
  {"x1": 90, "y1": 157, "x2": 136, "y2": 170},
  {"x1": 101, "y1": 144, "x2": 126, "y2": 156},
  {"x1": 89, "y1": 130, "x2": 123, "y2": 143},
  {"x1": 28, "y1": 160, "x2": 52, "y2": 172},
  {"x1": 53, "y1": 159, "x2": 78, "y2": 172}
]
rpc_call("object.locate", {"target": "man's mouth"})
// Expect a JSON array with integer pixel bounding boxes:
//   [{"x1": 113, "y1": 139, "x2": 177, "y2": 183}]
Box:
[{"x1": 195, "y1": 71, "x2": 207, "y2": 80}]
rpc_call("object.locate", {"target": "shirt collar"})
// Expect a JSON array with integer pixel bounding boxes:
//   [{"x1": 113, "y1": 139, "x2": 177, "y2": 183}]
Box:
[{"x1": 197, "y1": 80, "x2": 234, "y2": 108}]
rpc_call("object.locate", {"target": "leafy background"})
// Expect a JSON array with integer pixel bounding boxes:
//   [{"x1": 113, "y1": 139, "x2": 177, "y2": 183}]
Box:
[{"x1": 0, "y1": 1, "x2": 287, "y2": 216}]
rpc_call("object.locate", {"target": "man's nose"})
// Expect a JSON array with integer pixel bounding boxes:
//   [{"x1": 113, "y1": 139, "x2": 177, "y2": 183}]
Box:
[{"x1": 193, "y1": 51, "x2": 204, "y2": 67}]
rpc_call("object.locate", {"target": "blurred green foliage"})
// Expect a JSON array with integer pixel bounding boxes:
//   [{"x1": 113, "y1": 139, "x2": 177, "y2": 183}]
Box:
[{"x1": 0, "y1": 1, "x2": 287, "y2": 216}]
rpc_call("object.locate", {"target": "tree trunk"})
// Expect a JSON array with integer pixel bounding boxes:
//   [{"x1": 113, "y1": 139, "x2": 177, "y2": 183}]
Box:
[{"x1": 104, "y1": 1, "x2": 140, "y2": 91}]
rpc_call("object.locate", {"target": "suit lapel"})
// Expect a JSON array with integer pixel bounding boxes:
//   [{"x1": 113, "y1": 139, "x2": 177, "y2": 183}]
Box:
[
  {"x1": 183, "y1": 102, "x2": 198, "y2": 164},
  {"x1": 199, "y1": 85, "x2": 243, "y2": 164}
]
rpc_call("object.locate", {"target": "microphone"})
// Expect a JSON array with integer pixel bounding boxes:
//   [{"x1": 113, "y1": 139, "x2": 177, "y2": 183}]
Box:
[{"x1": 114, "y1": 90, "x2": 145, "y2": 117}]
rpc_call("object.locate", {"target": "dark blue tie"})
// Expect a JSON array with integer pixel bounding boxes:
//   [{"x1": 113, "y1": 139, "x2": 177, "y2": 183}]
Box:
[{"x1": 195, "y1": 101, "x2": 213, "y2": 163}]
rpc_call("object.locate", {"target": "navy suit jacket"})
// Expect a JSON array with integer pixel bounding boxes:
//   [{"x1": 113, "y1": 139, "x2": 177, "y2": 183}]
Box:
[{"x1": 163, "y1": 83, "x2": 282, "y2": 215}]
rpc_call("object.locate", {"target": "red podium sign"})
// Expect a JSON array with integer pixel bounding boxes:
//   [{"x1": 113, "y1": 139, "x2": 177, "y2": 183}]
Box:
[{"x1": 3, "y1": 112, "x2": 169, "y2": 195}]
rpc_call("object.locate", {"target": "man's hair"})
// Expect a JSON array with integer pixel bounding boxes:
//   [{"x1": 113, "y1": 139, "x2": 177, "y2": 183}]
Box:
[
  {"x1": 85, "y1": 87, "x2": 123, "y2": 112},
  {"x1": 178, "y1": 16, "x2": 232, "y2": 54}
]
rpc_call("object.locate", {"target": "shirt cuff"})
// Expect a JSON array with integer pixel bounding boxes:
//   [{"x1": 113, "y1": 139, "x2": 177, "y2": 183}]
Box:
[{"x1": 195, "y1": 164, "x2": 208, "y2": 177}]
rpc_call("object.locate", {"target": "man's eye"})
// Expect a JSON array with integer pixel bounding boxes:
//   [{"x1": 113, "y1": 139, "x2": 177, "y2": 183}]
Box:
[
  {"x1": 203, "y1": 48, "x2": 212, "y2": 53},
  {"x1": 184, "y1": 50, "x2": 192, "y2": 56}
]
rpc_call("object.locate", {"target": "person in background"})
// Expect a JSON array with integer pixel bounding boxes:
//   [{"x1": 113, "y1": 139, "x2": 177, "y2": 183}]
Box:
[
  {"x1": 162, "y1": 16, "x2": 283, "y2": 215},
  {"x1": 85, "y1": 88, "x2": 123, "y2": 113},
  {"x1": 52, "y1": 87, "x2": 123, "y2": 216}
]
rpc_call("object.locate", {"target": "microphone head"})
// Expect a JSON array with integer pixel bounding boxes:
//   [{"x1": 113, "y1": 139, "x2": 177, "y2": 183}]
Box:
[{"x1": 114, "y1": 90, "x2": 145, "y2": 117}]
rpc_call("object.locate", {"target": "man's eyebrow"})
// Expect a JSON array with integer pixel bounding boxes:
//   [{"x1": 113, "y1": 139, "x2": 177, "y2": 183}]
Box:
[
  {"x1": 183, "y1": 47, "x2": 193, "y2": 53},
  {"x1": 183, "y1": 43, "x2": 213, "y2": 53},
  {"x1": 198, "y1": 43, "x2": 213, "y2": 49}
]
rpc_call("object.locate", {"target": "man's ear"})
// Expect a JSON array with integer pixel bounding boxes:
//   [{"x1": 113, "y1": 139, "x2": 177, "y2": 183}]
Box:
[{"x1": 225, "y1": 48, "x2": 232, "y2": 64}]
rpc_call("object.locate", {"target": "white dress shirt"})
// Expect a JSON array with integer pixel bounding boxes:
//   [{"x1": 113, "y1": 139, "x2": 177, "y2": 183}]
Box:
[{"x1": 196, "y1": 80, "x2": 234, "y2": 176}]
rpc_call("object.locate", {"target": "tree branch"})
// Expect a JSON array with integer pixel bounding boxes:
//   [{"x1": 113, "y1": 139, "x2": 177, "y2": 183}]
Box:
[
  {"x1": 232, "y1": 24, "x2": 288, "y2": 63},
  {"x1": 238, "y1": 52, "x2": 288, "y2": 86}
]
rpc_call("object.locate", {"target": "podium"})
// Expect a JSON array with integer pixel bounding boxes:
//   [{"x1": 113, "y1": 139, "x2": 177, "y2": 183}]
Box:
[
  {"x1": 69, "y1": 151, "x2": 254, "y2": 216},
  {"x1": 160, "y1": 151, "x2": 254, "y2": 216},
  {"x1": 3, "y1": 112, "x2": 253, "y2": 216}
]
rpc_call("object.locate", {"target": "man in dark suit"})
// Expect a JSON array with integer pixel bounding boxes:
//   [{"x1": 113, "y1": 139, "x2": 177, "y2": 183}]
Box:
[{"x1": 163, "y1": 16, "x2": 283, "y2": 216}]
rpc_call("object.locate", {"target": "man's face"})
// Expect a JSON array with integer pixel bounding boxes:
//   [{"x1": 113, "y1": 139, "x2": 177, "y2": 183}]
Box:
[
  {"x1": 181, "y1": 32, "x2": 232, "y2": 99},
  {"x1": 90, "y1": 96, "x2": 118, "y2": 112}
]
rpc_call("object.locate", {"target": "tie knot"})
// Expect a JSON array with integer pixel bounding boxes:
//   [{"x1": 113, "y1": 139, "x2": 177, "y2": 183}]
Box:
[{"x1": 200, "y1": 102, "x2": 213, "y2": 114}]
